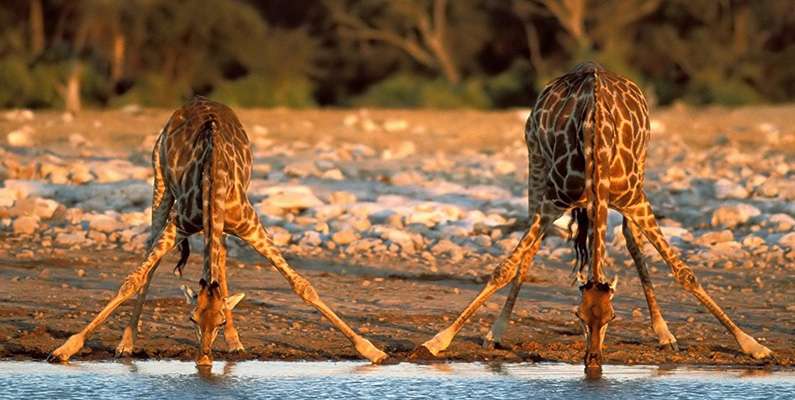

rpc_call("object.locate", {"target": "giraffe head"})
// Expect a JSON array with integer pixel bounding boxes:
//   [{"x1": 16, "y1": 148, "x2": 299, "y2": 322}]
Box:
[
  {"x1": 181, "y1": 279, "x2": 245, "y2": 367},
  {"x1": 575, "y1": 276, "x2": 617, "y2": 370}
]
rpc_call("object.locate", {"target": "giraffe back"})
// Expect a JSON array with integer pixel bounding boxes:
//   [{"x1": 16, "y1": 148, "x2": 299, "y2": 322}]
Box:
[
  {"x1": 156, "y1": 97, "x2": 253, "y2": 234},
  {"x1": 525, "y1": 62, "x2": 650, "y2": 210}
]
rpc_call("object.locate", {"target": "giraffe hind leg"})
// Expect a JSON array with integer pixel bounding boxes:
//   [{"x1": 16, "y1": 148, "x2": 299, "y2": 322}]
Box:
[
  {"x1": 625, "y1": 197, "x2": 771, "y2": 359},
  {"x1": 622, "y1": 217, "x2": 678, "y2": 350}
]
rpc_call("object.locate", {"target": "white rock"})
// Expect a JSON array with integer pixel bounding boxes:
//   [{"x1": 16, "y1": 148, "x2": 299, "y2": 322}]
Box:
[
  {"x1": 0, "y1": 188, "x2": 17, "y2": 207},
  {"x1": 268, "y1": 226, "x2": 292, "y2": 246},
  {"x1": 493, "y1": 160, "x2": 516, "y2": 175},
  {"x1": 7, "y1": 126, "x2": 34, "y2": 147},
  {"x1": 298, "y1": 231, "x2": 323, "y2": 247},
  {"x1": 86, "y1": 214, "x2": 123, "y2": 233},
  {"x1": 258, "y1": 186, "x2": 324, "y2": 211},
  {"x1": 710, "y1": 204, "x2": 761, "y2": 228},
  {"x1": 328, "y1": 191, "x2": 357, "y2": 205},
  {"x1": 382, "y1": 141, "x2": 416, "y2": 160},
  {"x1": 383, "y1": 119, "x2": 409, "y2": 132},
  {"x1": 779, "y1": 232, "x2": 795, "y2": 250},
  {"x1": 3, "y1": 109, "x2": 34, "y2": 121},
  {"x1": 374, "y1": 226, "x2": 417, "y2": 253},
  {"x1": 284, "y1": 161, "x2": 318, "y2": 178},
  {"x1": 714, "y1": 178, "x2": 748, "y2": 199},
  {"x1": 56, "y1": 231, "x2": 86, "y2": 246},
  {"x1": 321, "y1": 169, "x2": 344, "y2": 180},
  {"x1": 13, "y1": 216, "x2": 39, "y2": 235},
  {"x1": 769, "y1": 213, "x2": 795, "y2": 232},
  {"x1": 332, "y1": 230, "x2": 357, "y2": 245},
  {"x1": 312, "y1": 205, "x2": 345, "y2": 221}
]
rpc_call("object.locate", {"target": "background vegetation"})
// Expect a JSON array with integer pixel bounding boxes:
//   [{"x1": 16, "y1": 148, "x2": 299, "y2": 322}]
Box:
[{"x1": 1, "y1": 0, "x2": 793, "y2": 111}]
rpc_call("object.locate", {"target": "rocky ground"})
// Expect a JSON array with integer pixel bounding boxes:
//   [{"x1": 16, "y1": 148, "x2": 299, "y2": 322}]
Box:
[{"x1": 0, "y1": 105, "x2": 793, "y2": 367}]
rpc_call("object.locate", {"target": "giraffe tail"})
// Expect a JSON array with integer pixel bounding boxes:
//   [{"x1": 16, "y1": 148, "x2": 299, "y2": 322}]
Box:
[
  {"x1": 583, "y1": 66, "x2": 612, "y2": 283},
  {"x1": 201, "y1": 117, "x2": 227, "y2": 284}
]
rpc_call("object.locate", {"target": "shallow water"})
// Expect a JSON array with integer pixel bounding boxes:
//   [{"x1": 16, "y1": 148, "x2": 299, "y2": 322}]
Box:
[{"x1": 1, "y1": 361, "x2": 793, "y2": 400}]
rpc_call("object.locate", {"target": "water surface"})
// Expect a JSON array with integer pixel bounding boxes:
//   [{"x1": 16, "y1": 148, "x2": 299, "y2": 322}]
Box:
[{"x1": 1, "y1": 361, "x2": 792, "y2": 399}]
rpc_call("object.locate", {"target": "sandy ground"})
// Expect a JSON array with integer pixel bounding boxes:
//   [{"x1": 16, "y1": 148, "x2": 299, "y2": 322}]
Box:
[{"x1": 0, "y1": 105, "x2": 793, "y2": 367}]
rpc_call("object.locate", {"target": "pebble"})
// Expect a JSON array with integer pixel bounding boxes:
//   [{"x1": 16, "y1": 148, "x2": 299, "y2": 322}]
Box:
[
  {"x1": 710, "y1": 204, "x2": 760, "y2": 228},
  {"x1": 12, "y1": 216, "x2": 39, "y2": 235}
]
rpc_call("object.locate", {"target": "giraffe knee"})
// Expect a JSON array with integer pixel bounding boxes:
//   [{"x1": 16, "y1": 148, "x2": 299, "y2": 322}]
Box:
[
  {"x1": 292, "y1": 276, "x2": 320, "y2": 304},
  {"x1": 118, "y1": 273, "x2": 145, "y2": 297},
  {"x1": 675, "y1": 268, "x2": 699, "y2": 290},
  {"x1": 491, "y1": 261, "x2": 518, "y2": 287}
]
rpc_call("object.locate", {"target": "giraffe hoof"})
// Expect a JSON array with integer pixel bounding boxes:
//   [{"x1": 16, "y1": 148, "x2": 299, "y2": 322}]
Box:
[
  {"x1": 114, "y1": 344, "x2": 134, "y2": 358},
  {"x1": 48, "y1": 334, "x2": 84, "y2": 363},
  {"x1": 666, "y1": 341, "x2": 679, "y2": 352},
  {"x1": 738, "y1": 332, "x2": 773, "y2": 359},
  {"x1": 482, "y1": 338, "x2": 496, "y2": 350},
  {"x1": 408, "y1": 345, "x2": 437, "y2": 361}
]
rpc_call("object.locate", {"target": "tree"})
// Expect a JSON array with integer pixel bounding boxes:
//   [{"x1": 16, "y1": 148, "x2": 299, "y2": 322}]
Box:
[{"x1": 326, "y1": 0, "x2": 461, "y2": 83}]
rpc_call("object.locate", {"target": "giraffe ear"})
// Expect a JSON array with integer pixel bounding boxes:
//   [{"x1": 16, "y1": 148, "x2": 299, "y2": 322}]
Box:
[
  {"x1": 225, "y1": 293, "x2": 245, "y2": 310},
  {"x1": 181, "y1": 285, "x2": 197, "y2": 305},
  {"x1": 609, "y1": 275, "x2": 618, "y2": 292}
]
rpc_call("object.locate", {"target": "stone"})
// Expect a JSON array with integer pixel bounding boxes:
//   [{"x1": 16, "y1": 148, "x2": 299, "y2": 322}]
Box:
[
  {"x1": 321, "y1": 169, "x2": 344, "y2": 180},
  {"x1": 383, "y1": 119, "x2": 409, "y2": 132},
  {"x1": 710, "y1": 204, "x2": 761, "y2": 228},
  {"x1": 259, "y1": 186, "x2": 324, "y2": 211},
  {"x1": 375, "y1": 227, "x2": 417, "y2": 254},
  {"x1": 269, "y1": 226, "x2": 292, "y2": 246},
  {"x1": 298, "y1": 231, "x2": 323, "y2": 247},
  {"x1": 56, "y1": 231, "x2": 86, "y2": 246},
  {"x1": 328, "y1": 191, "x2": 357, "y2": 205},
  {"x1": 431, "y1": 239, "x2": 464, "y2": 262},
  {"x1": 769, "y1": 213, "x2": 795, "y2": 232},
  {"x1": 312, "y1": 205, "x2": 345, "y2": 221},
  {"x1": 332, "y1": 230, "x2": 357, "y2": 245},
  {"x1": 695, "y1": 230, "x2": 734, "y2": 246},
  {"x1": 714, "y1": 178, "x2": 748, "y2": 200},
  {"x1": 284, "y1": 161, "x2": 318, "y2": 178},
  {"x1": 7, "y1": 126, "x2": 34, "y2": 147},
  {"x1": 8, "y1": 197, "x2": 59, "y2": 219},
  {"x1": 382, "y1": 141, "x2": 416, "y2": 160},
  {"x1": 779, "y1": 233, "x2": 795, "y2": 250},
  {"x1": 493, "y1": 160, "x2": 517, "y2": 175},
  {"x1": 13, "y1": 216, "x2": 39, "y2": 235},
  {"x1": 87, "y1": 214, "x2": 123, "y2": 233},
  {"x1": 0, "y1": 188, "x2": 16, "y2": 207}
]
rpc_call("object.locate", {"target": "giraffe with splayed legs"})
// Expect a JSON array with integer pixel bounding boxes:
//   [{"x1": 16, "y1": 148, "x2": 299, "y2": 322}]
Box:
[
  {"x1": 415, "y1": 62, "x2": 772, "y2": 369},
  {"x1": 49, "y1": 97, "x2": 387, "y2": 366}
]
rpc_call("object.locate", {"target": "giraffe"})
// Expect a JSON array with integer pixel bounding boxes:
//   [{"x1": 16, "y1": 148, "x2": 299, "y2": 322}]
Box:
[
  {"x1": 48, "y1": 96, "x2": 387, "y2": 366},
  {"x1": 414, "y1": 62, "x2": 772, "y2": 369}
]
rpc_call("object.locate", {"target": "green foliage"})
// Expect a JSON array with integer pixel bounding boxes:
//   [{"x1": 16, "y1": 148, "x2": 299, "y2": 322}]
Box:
[
  {"x1": 352, "y1": 74, "x2": 490, "y2": 109},
  {"x1": 484, "y1": 60, "x2": 534, "y2": 108},
  {"x1": 0, "y1": 57, "x2": 61, "y2": 108},
  {"x1": 0, "y1": 0, "x2": 792, "y2": 109},
  {"x1": 211, "y1": 74, "x2": 315, "y2": 108}
]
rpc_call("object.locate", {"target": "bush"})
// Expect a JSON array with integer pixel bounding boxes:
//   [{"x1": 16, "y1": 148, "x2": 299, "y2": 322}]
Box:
[
  {"x1": 211, "y1": 74, "x2": 315, "y2": 108},
  {"x1": 353, "y1": 74, "x2": 491, "y2": 108}
]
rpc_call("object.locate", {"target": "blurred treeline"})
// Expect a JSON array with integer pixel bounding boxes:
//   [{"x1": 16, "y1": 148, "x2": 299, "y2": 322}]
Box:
[{"x1": 1, "y1": 0, "x2": 794, "y2": 111}]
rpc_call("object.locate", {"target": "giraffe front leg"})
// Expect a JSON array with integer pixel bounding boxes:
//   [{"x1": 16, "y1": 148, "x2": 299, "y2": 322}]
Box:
[
  {"x1": 116, "y1": 182, "x2": 172, "y2": 357},
  {"x1": 622, "y1": 218, "x2": 678, "y2": 351},
  {"x1": 417, "y1": 208, "x2": 556, "y2": 357},
  {"x1": 627, "y1": 199, "x2": 771, "y2": 359},
  {"x1": 216, "y1": 241, "x2": 244, "y2": 352},
  {"x1": 482, "y1": 239, "x2": 539, "y2": 350},
  {"x1": 49, "y1": 221, "x2": 178, "y2": 363},
  {"x1": 236, "y1": 215, "x2": 386, "y2": 364}
]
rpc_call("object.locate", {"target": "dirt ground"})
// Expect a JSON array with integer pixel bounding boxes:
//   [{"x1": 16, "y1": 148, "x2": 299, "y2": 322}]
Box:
[{"x1": 0, "y1": 105, "x2": 793, "y2": 368}]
